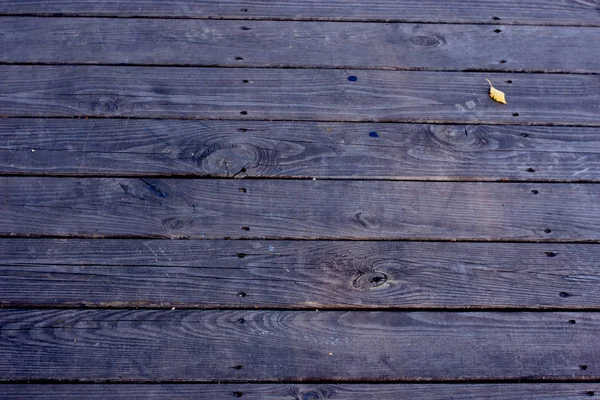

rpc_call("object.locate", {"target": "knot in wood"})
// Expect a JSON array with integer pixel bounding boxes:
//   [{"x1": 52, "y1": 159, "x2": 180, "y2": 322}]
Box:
[
  {"x1": 302, "y1": 392, "x2": 323, "y2": 400},
  {"x1": 409, "y1": 34, "x2": 445, "y2": 47},
  {"x1": 300, "y1": 389, "x2": 332, "y2": 400},
  {"x1": 353, "y1": 271, "x2": 388, "y2": 290},
  {"x1": 91, "y1": 97, "x2": 120, "y2": 115},
  {"x1": 162, "y1": 217, "x2": 186, "y2": 231},
  {"x1": 193, "y1": 139, "x2": 273, "y2": 177},
  {"x1": 425, "y1": 125, "x2": 492, "y2": 151}
]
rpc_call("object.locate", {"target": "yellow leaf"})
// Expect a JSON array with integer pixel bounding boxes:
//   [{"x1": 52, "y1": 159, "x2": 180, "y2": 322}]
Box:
[{"x1": 486, "y1": 78, "x2": 507, "y2": 104}]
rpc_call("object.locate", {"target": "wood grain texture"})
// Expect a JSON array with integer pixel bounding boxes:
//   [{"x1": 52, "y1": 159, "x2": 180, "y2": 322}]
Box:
[
  {"x1": 2, "y1": 18, "x2": 600, "y2": 73},
  {"x1": 3, "y1": 119, "x2": 600, "y2": 181},
  {"x1": 0, "y1": 309, "x2": 598, "y2": 381},
  {"x1": 1, "y1": 178, "x2": 599, "y2": 240},
  {"x1": 0, "y1": 66, "x2": 599, "y2": 125},
  {"x1": 1, "y1": 239, "x2": 600, "y2": 309},
  {"x1": 1, "y1": 1, "x2": 600, "y2": 26},
  {"x1": 2, "y1": 383, "x2": 600, "y2": 399}
]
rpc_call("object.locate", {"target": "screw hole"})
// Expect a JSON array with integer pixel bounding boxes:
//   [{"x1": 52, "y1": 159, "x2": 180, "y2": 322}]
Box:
[
  {"x1": 231, "y1": 365, "x2": 243, "y2": 369},
  {"x1": 531, "y1": 189, "x2": 539, "y2": 195},
  {"x1": 559, "y1": 291, "x2": 569, "y2": 298},
  {"x1": 347, "y1": 76, "x2": 358, "y2": 82},
  {"x1": 545, "y1": 251, "x2": 557, "y2": 257},
  {"x1": 569, "y1": 319, "x2": 576, "y2": 324},
  {"x1": 240, "y1": 167, "x2": 247, "y2": 173},
  {"x1": 240, "y1": 8, "x2": 248, "y2": 12},
  {"x1": 494, "y1": 29, "x2": 502, "y2": 33},
  {"x1": 544, "y1": 228, "x2": 552, "y2": 234},
  {"x1": 240, "y1": 26, "x2": 251, "y2": 30},
  {"x1": 242, "y1": 80, "x2": 249, "y2": 83},
  {"x1": 526, "y1": 168, "x2": 535, "y2": 173},
  {"x1": 241, "y1": 226, "x2": 250, "y2": 231},
  {"x1": 237, "y1": 253, "x2": 246, "y2": 258},
  {"x1": 581, "y1": 365, "x2": 588, "y2": 371},
  {"x1": 237, "y1": 318, "x2": 245, "y2": 324},
  {"x1": 369, "y1": 131, "x2": 379, "y2": 138},
  {"x1": 237, "y1": 292, "x2": 247, "y2": 297},
  {"x1": 587, "y1": 391, "x2": 595, "y2": 396},
  {"x1": 238, "y1": 128, "x2": 248, "y2": 132},
  {"x1": 513, "y1": 112, "x2": 519, "y2": 117},
  {"x1": 493, "y1": 16, "x2": 501, "y2": 20},
  {"x1": 233, "y1": 392, "x2": 244, "y2": 397},
  {"x1": 239, "y1": 187, "x2": 247, "y2": 193},
  {"x1": 499, "y1": 60, "x2": 507, "y2": 64},
  {"x1": 506, "y1": 80, "x2": 513, "y2": 84},
  {"x1": 240, "y1": 111, "x2": 248, "y2": 115},
  {"x1": 235, "y1": 57, "x2": 244, "y2": 61}
]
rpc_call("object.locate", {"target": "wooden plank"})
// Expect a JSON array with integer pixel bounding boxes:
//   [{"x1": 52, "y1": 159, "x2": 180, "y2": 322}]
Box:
[
  {"x1": 0, "y1": 66, "x2": 598, "y2": 125},
  {"x1": 1, "y1": 1, "x2": 599, "y2": 26},
  {"x1": 0, "y1": 309, "x2": 598, "y2": 381},
  {"x1": 1, "y1": 383, "x2": 600, "y2": 399},
  {"x1": 1, "y1": 178, "x2": 599, "y2": 241},
  {"x1": 1, "y1": 239, "x2": 600, "y2": 309},
  {"x1": 3, "y1": 119, "x2": 600, "y2": 181},
  {"x1": 3, "y1": 18, "x2": 600, "y2": 73}
]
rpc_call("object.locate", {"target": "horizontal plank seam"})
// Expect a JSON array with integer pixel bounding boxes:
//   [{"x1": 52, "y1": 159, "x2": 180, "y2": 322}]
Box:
[
  {"x1": 2, "y1": 235, "x2": 600, "y2": 244},
  {"x1": 1, "y1": 14, "x2": 600, "y2": 27},
  {"x1": 2, "y1": 305, "x2": 600, "y2": 312},
  {"x1": 1, "y1": 62, "x2": 600, "y2": 75},
  {"x1": 1, "y1": 377, "x2": 600, "y2": 384},
  {"x1": 0, "y1": 172, "x2": 599, "y2": 184},
  {"x1": 1, "y1": 116, "x2": 599, "y2": 128}
]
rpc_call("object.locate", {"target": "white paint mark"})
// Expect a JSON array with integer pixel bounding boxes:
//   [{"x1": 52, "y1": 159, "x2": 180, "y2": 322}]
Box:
[
  {"x1": 573, "y1": 167, "x2": 591, "y2": 177},
  {"x1": 143, "y1": 242, "x2": 159, "y2": 262},
  {"x1": 455, "y1": 104, "x2": 466, "y2": 113},
  {"x1": 158, "y1": 247, "x2": 171, "y2": 261},
  {"x1": 466, "y1": 101, "x2": 476, "y2": 109},
  {"x1": 80, "y1": 120, "x2": 95, "y2": 168}
]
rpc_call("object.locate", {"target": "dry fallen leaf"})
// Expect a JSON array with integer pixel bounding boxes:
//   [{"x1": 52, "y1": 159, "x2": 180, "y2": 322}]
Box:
[{"x1": 486, "y1": 78, "x2": 507, "y2": 104}]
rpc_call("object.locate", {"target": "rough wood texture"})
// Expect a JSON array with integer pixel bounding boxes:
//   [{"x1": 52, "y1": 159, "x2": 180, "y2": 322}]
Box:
[
  {"x1": 3, "y1": 119, "x2": 600, "y2": 181},
  {"x1": 1, "y1": 178, "x2": 599, "y2": 240},
  {"x1": 2, "y1": 0, "x2": 600, "y2": 395},
  {"x1": 1, "y1": 239, "x2": 599, "y2": 309},
  {"x1": 0, "y1": 309, "x2": 597, "y2": 381},
  {"x1": 1, "y1": 383, "x2": 600, "y2": 399},
  {"x1": 1, "y1": 66, "x2": 598, "y2": 125},
  {"x1": 3, "y1": 18, "x2": 600, "y2": 73},
  {"x1": 1, "y1": 1, "x2": 599, "y2": 26}
]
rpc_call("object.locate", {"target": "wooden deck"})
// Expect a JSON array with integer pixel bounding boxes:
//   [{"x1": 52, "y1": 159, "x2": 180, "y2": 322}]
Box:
[{"x1": 1, "y1": 1, "x2": 600, "y2": 398}]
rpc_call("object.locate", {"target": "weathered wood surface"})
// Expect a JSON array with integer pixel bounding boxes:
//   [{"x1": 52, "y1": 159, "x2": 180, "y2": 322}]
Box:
[
  {"x1": 1, "y1": 66, "x2": 599, "y2": 125},
  {"x1": 2, "y1": 178, "x2": 599, "y2": 240},
  {"x1": 1, "y1": 383, "x2": 599, "y2": 399},
  {"x1": 0, "y1": 310, "x2": 597, "y2": 381},
  {"x1": 1, "y1": 1, "x2": 599, "y2": 26},
  {"x1": 3, "y1": 119, "x2": 600, "y2": 181},
  {"x1": 1, "y1": 239, "x2": 599, "y2": 309},
  {"x1": 3, "y1": 18, "x2": 600, "y2": 73}
]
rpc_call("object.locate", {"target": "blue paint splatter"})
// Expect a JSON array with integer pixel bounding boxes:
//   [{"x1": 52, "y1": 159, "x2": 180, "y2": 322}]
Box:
[
  {"x1": 369, "y1": 131, "x2": 379, "y2": 138},
  {"x1": 347, "y1": 76, "x2": 358, "y2": 82}
]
